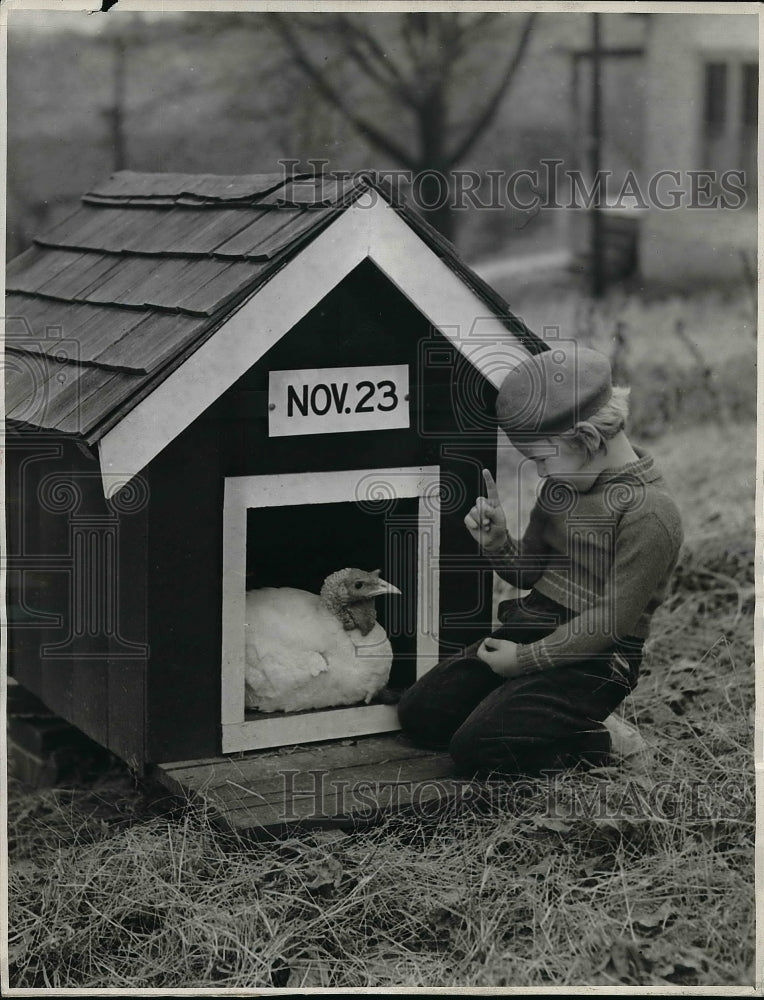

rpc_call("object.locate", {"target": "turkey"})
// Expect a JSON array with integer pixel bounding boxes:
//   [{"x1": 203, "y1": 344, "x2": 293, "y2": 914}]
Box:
[{"x1": 244, "y1": 568, "x2": 401, "y2": 713}]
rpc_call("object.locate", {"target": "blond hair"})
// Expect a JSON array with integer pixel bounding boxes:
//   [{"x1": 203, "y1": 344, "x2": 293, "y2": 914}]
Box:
[{"x1": 560, "y1": 386, "x2": 631, "y2": 460}]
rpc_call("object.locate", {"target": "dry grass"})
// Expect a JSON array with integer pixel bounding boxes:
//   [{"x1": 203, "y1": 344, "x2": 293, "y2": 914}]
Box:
[{"x1": 7, "y1": 417, "x2": 756, "y2": 988}]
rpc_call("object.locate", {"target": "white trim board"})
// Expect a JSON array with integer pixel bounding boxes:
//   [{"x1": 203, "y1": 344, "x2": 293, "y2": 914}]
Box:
[
  {"x1": 221, "y1": 465, "x2": 440, "y2": 754},
  {"x1": 222, "y1": 706, "x2": 402, "y2": 756},
  {"x1": 97, "y1": 198, "x2": 531, "y2": 498}
]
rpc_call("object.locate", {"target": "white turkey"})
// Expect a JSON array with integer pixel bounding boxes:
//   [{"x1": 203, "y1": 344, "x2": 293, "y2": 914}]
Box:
[{"x1": 244, "y1": 568, "x2": 401, "y2": 713}]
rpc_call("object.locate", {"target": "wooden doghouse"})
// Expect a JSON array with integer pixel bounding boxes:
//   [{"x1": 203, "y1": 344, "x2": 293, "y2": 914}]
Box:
[{"x1": 5, "y1": 170, "x2": 545, "y2": 800}]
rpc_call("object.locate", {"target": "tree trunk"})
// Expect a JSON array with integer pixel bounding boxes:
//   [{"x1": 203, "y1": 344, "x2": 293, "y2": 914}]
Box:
[
  {"x1": 415, "y1": 88, "x2": 457, "y2": 241},
  {"x1": 415, "y1": 171, "x2": 457, "y2": 241}
]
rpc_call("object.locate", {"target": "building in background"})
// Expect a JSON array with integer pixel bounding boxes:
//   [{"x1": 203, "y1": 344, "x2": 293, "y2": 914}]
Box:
[
  {"x1": 567, "y1": 11, "x2": 757, "y2": 288},
  {"x1": 640, "y1": 11, "x2": 757, "y2": 285}
]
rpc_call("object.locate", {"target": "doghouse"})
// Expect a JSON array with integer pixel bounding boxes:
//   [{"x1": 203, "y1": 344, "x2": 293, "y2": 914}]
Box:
[{"x1": 5, "y1": 170, "x2": 546, "y2": 819}]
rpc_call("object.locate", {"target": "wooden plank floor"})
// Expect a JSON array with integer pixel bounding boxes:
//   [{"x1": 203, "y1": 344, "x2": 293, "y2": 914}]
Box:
[{"x1": 153, "y1": 733, "x2": 461, "y2": 837}]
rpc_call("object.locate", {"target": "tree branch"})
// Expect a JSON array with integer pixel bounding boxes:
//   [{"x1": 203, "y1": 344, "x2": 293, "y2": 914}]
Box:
[
  {"x1": 460, "y1": 12, "x2": 501, "y2": 41},
  {"x1": 401, "y1": 14, "x2": 431, "y2": 79},
  {"x1": 334, "y1": 15, "x2": 420, "y2": 109},
  {"x1": 266, "y1": 13, "x2": 419, "y2": 169},
  {"x1": 447, "y1": 12, "x2": 537, "y2": 166},
  {"x1": 337, "y1": 18, "x2": 410, "y2": 89}
]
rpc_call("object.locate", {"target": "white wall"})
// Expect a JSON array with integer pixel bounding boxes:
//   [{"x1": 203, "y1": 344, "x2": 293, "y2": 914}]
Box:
[{"x1": 640, "y1": 13, "x2": 757, "y2": 285}]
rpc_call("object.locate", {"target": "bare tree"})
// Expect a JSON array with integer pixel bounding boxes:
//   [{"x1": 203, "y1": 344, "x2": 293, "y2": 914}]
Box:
[{"x1": 264, "y1": 12, "x2": 537, "y2": 239}]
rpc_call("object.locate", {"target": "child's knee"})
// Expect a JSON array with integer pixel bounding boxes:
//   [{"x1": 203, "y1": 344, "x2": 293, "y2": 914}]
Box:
[{"x1": 397, "y1": 682, "x2": 424, "y2": 735}]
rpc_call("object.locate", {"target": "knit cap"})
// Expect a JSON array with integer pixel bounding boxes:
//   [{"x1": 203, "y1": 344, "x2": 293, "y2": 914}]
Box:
[{"x1": 496, "y1": 345, "x2": 612, "y2": 437}]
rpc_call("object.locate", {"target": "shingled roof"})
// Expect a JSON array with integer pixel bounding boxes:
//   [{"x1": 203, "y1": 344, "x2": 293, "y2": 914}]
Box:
[{"x1": 5, "y1": 170, "x2": 544, "y2": 444}]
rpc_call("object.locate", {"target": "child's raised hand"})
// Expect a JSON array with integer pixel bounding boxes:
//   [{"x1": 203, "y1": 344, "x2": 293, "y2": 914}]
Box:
[{"x1": 464, "y1": 468, "x2": 508, "y2": 552}]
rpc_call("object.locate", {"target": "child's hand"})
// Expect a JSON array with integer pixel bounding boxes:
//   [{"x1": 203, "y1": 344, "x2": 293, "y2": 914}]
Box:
[
  {"x1": 477, "y1": 637, "x2": 522, "y2": 677},
  {"x1": 464, "y1": 469, "x2": 508, "y2": 552}
]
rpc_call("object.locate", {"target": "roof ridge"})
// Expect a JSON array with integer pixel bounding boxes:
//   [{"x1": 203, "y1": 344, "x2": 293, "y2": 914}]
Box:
[
  {"x1": 81, "y1": 171, "x2": 379, "y2": 211},
  {"x1": 80, "y1": 196, "x2": 308, "y2": 207},
  {"x1": 83, "y1": 169, "x2": 347, "y2": 204},
  {"x1": 81, "y1": 195, "x2": 335, "y2": 208}
]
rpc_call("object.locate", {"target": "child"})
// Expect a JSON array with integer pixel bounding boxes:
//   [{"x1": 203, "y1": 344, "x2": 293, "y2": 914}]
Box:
[{"x1": 398, "y1": 345, "x2": 683, "y2": 776}]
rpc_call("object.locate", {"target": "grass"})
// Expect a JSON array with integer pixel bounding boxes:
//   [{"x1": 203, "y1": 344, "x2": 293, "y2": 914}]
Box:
[{"x1": 6, "y1": 407, "x2": 756, "y2": 988}]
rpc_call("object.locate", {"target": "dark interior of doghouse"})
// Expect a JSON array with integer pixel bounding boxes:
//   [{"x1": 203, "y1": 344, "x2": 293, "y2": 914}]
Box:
[{"x1": 245, "y1": 496, "x2": 419, "y2": 712}]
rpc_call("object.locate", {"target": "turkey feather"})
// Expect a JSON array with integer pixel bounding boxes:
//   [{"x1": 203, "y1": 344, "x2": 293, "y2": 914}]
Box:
[{"x1": 244, "y1": 585, "x2": 393, "y2": 713}]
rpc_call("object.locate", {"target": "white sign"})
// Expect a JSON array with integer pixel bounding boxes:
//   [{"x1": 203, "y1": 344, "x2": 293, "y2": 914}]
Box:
[{"x1": 268, "y1": 364, "x2": 410, "y2": 437}]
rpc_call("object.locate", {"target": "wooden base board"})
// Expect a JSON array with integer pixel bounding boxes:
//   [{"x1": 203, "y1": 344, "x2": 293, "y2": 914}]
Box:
[
  {"x1": 8, "y1": 738, "x2": 70, "y2": 789},
  {"x1": 153, "y1": 733, "x2": 463, "y2": 837},
  {"x1": 6, "y1": 680, "x2": 114, "y2": 787}
]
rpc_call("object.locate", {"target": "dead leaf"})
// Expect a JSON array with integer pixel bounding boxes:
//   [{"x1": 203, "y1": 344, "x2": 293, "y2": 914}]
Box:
[
  {"x1": 275, "y1": 837, "x2": 308, "y2": 859},
  {"x1": 531, "y1": 815, "x2": 572, "y2": 834},
  {"x1": 7, "y1": 937, "x2": 32, "y2": 968},
  {"x1": 650, "y1": 944, "x2": 709, "y2": 983},
  {"x1": 427, "y1": 888, "x2": 468, "y2": 936},
  {"x1": 306, "y1": 854, "x2": 343, "y2": 896},
  {"x1": 668, "y1": 657, "x2": 701, "y2": 674},
  {"x1": 517, "y1": 857, "x2": 554, "y2": 879},
  {"x1": 286, "y1": 962, "x2": 327, "y2": 988},
  {"x1": 586, "y1": 765, "x2": 620, "y2": 778},
  {"x1": 632, "y1": 901, "x2": 677, "y2": 935},
  {"x1": 311, "y1": 828, "x2": 349, "y2": 845},
  {"x1": 605, "y1": 937, "x2": 652, "y2": 983},
  {"x1": 582, "y1": 854, "x2": 613, "y2": 877}
]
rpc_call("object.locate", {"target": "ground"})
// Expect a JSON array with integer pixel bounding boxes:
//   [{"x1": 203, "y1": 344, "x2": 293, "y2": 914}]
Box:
[{"x1": 6, "y1": 287, "x2": 756, "y2": 988}]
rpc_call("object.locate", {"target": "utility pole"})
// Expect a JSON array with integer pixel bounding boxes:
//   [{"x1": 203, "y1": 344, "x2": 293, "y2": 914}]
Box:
[
  {"x1": 102, "y1": 34, "x2": 128, "y2": 171},
  {"x1": 590, "y1": 12, "x2": 605, "y2": 298}
]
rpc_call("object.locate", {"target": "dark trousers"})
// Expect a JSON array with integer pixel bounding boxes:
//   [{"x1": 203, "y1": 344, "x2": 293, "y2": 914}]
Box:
[{"x1": 398, "y1": 591, "x2": 642, "y2": 778}]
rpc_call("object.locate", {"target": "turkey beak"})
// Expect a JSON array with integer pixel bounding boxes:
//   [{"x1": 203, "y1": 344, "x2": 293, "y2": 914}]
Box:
[{"x1": 366, "y1": 578, "x2": 401, "y2": 598}]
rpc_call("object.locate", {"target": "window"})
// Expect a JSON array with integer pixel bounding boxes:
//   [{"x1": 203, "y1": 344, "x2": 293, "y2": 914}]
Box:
[
  {"x1": 740, "y1": 63, "x2": 758, "y2": 191},
  {"x1": 702, "y1": 60, "x2": 758, "y2": 196}
]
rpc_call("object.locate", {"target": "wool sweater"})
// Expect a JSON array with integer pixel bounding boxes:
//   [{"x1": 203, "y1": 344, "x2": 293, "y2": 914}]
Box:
[{"x1": 486, "y1": 448, "x2": 683, "y2": 674}]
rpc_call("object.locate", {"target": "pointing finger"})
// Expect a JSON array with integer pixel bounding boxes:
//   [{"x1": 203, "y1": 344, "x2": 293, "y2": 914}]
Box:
[
  {"x1": 476, "y1": 497, "x2": 495, "y2": 526},
  {"x1": 482, "y1": 468, "x2": 500, "y2": 507}
]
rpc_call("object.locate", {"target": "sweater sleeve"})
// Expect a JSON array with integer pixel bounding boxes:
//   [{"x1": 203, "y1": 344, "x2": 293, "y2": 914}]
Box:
[
  {"x1": 515, "y1": 511, "x2": 679, "y2": 674},
  {"x1": 483, "y1": 500, "x2": 553, "y2": 590}
]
